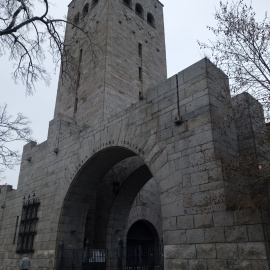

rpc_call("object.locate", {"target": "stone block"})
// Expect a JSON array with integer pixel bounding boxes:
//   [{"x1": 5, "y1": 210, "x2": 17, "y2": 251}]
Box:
[
  {"x1": 177, "y1": 215, "x2": 194, "y2": 230},
  {"x1": 178, "y1": 244, "x2": 196, "y2": 259},
  {"x1": 238, "y1": 242, "x2": 267, "y2": 260},
  {"x1": 208, "y1": 167, "x2": 223, "y2": 182},
  {"x1": 205, "y1": 227, "x2": 225, "y2": 243},
  {"x1": 160, "y1": 127, "x2": 173, "y2": 140},
  {"x1": 189, "y1": 259, "x2": 207, "y2": 270},
  {"x1": 163, "y1": 230, "x2": 186, "y2": 244},
  {"x1": 196, "y1": 244, "x2": 216, "y2": 258},
  {"x1": 234, "y1": 209, "x2": 262, "y2": 225},
  {"x1": 161, "y1": 186, "x2": 183, "y2": 206},
  {"x1": 183, "y1": 59, "x2": 207, "y2": 83},
  {"x1": 162, "y1": 199, "x2": 184, "y2": 217},
  {"x1": 185, "y1": 78, "x2": 208, "y2": 99},
  {"x1": 213, "y1": 211, "x2": 234, "y2": 227},
  {"x1": 225, "y1": 226, "x2": 248, "y2": 242},
  {"x1": 158, "y1": 96, "x2": 172, "y2": 111},
  {"x1": 186, "y1": 229, "x2": 204, "y2": 244},
  {"x1": 183, "y1": 174, "x2": 191, "y2": 188},
  {"x1": 189, "y1": 129, "x2": 213, "y2": 148},
  {"x1": 207, "y1": 259, "x2": 228, "y2": 270},
  {"x1": 190, "y1": 171, "x2": 209, "y2": 186},
  {"x1": 187, "y1": 111, "x2": 211, "y2": 131},
  {"x1": 164, "y1": 245, "x2": 180, "y2": 259},
  {"x1": 216, "y1": 243, "x2": 238, "y2": 259},
  {"x1": 247, "y1": 224, "x2": 265, "y2": 242},
  {"x1": 158, "y1": 171, "x2": 181, "y2": 193},
  {"x1": 194, "y1": 213, "x2": 213, "y2": 228},
  {"x1": 228, "y1": 259, "x2": 252, "y2": 270},
  {"x1": 162, "y1": 217, "x2": 177, "y2": 231},
  {"x1": 252, "y1": 260, "x2": 269, "y2": 270},
  {"x1": 175, "y1": 156, "x2": 190, "y2": 171},
  {"x1": 164, "y1": 259, "x2": 188, "y2": 270},
  {"x1": 186, "y1": 95, "x2": 210, "y2": 115},
  {"x1": 192, "y1": 191, "x2": 211, "y2": 207},
  {"x1": 157, "y1": 78, "x2": 172, "y2": 96}
]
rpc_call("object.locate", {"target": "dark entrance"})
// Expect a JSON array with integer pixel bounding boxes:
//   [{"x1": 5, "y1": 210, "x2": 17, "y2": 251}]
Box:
[
  {"x1": 56, "y1": 147, "x2": 163, "y2": 270},
  {"x1": 125, "y1": 220, "x2": 163, "y2": 270}
]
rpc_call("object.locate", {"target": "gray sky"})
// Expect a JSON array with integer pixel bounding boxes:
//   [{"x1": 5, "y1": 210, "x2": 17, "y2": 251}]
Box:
[{"x1": 1, "y1": 0, "x2": 269, "y2": 188}]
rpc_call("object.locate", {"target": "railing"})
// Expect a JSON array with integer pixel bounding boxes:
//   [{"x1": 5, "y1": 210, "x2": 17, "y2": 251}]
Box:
[
  {"x1": 58, "y1": 247, "x2": 106, "y2": 270},
  {"x1": 124, "y1": 245, "x2": 164, "y2": 270},
  {"x1": 58, "y1": 245, "x2": 163, "y2": 270}
]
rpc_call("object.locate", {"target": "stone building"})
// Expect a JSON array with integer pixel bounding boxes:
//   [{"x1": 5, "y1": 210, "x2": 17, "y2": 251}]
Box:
[{"x1": 0, "y1": 0, "x2": 269, "y2": 269}]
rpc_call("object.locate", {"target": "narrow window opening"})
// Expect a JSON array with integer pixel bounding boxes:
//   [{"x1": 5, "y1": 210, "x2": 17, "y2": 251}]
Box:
[
  {"x1": 13, "y1": 216, "x2": 19, "y2": 245},
  {"x1": 74, "y1": 49, "x2": 83, "y2": 115},
  {"x1": 82, "y1": 4, "x2": 89, "y2": 17},
  {"x1": 139, "y1": 67, "x2": 142, "y2": 81},
  {"x1": 92, "y1": 0, "x2": 98, "y2": 8},
  {"x1": 139, "y1": 91, "x2": 143, "y2": 100},
  {"x1": 135, "y1": 3, "x2": 144, "y2": 18},
  {"x1": 138, "y1": 43, "x2": 142, "y2": 57},
  {"x1": 123, "y1": 0, "x2": 131, "y2": 8},
  {"x1": 74, "y1": 97, "x2": 79, "y2": 113},
  {"x1": 74, "y1": 13, "x2": 80, "y2": 25},
  {"x1": 147, "y1": 13, "x2": 155, "y2": 27},
  {"x1": 79, "y1": 49, "x2": 83, "y2": 63}
]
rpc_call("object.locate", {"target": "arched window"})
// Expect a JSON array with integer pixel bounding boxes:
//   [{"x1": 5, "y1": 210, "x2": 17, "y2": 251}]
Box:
[
  {"x1": 82, "y1": 3, "x2": 89, "y2": 16},
  {"x1": 135, "y1": 3, "x2": 144, "y2": 18},
  {"x1": 92, "y1": 0, "x2": 98, "y2": 8},
  {"x1": 123, "y1": 0, "x2": 131, "y2": 8},
  {"x1": 74, "y1": 12, "x2": 80, "y2": 25},
  {"x1": 147, "y1": 12, "x2": 155, "y2": 27}
]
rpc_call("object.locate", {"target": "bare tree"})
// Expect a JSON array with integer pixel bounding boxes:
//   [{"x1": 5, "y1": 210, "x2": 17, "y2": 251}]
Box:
[
  {"x1": 0, "y1": 104, "x2": 32, "y2": 178},
  {"x1": 198, "y1": 0, "x2": 270, "y2": 119},
  {"x1": 0, "y1": 0, "x2": 91, "y2": 95}
]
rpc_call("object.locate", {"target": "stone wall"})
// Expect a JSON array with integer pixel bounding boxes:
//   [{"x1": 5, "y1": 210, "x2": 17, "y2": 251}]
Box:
[{"x1": 0, "y1": 59, "x2": 268, "y2": 269}]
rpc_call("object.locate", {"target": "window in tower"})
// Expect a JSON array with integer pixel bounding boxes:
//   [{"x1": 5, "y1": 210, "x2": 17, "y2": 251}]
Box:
[
  {"x1": 139, "y1": 67, "x2": 142, "y2": 81},
  {"x1": 82, "y1": 3, "x2": 89, "y2": 17},
  {"x1": 92, "y1": 0, "x2": 98, "y2": 8},
  {"x1": 147, "y1": 12, "x2": 155, "y2": 27},
  {"x1": 74, "y1": 13, "x2": 80, "y2": 25},
  {"x1": 123, "y1": 0, "x2": 132, "y2": 8},
  {"x1": 138, "y1": 43, "x2": 142, "y2": 57},
  {"x1": 135, "y1": 3, "x2": 144, "y2": 18}
]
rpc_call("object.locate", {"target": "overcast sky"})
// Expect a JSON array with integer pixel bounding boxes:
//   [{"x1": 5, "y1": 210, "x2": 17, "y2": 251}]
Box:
[{"x1": 1, "y1": 0, "x2": 269, "y2": 188}]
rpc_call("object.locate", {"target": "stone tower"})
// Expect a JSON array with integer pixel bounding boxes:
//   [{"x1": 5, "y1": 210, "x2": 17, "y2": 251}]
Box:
[{"x1": 54, "y1": 0, "x2": 167, "y2": 126}]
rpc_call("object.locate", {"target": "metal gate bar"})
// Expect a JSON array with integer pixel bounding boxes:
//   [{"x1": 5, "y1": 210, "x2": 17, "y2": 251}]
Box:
[
  {"x1": 124, "y1": 245, "x2": 164, "y2": 270},
  {"x1": 58, "y1": 246, "x2": 107, "y2": 270}
]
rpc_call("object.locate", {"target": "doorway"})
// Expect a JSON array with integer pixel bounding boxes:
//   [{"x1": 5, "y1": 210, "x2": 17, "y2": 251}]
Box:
[{"x1": 125, "y1": 220, "x2": 163, "y2": 270}]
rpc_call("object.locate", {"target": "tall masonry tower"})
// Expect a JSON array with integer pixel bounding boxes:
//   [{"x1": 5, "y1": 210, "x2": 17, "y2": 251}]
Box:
[{"x1": 54, "y1": 0, "x2": 167, "y2": 126}]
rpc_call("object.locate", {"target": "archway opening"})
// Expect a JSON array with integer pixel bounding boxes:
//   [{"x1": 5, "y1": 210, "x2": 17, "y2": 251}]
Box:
[
  {"x1": 126, "y1": 220, "x2": 161, "y2": 270},
  {"x1": 127, "y1": 220, "x2": 157, "y2": 246},
  {"x1": 56, "y1": 147, "x2": 162, "y2": 270}
]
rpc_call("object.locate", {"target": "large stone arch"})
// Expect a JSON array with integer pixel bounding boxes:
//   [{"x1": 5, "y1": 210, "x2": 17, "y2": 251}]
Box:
[{"x1": 55, "y1": 122, "x2": 170, "y2": 266}]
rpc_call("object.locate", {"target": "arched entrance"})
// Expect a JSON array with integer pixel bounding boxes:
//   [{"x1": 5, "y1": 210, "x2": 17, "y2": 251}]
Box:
[
  {"x1": 127, "y1": 220, "x2": 158, "y2": 247},
  {"x1": 56, "y1": 147, "x2": 163, "y2": 270},
  {"x1": 126, "y1": 220, "x2": 163, "y2": 270}
]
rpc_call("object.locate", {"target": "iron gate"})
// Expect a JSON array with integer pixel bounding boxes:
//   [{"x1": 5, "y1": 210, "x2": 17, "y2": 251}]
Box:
[
  {"x1": 58, "y1": 246, "x2": 106, "y2": 270},
  {"x1": 58, "y1": 245, "x2": 163, "y2": 270},
  {"x1": 124, "y1": 245, "x2": 164, "y2": 270}
]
